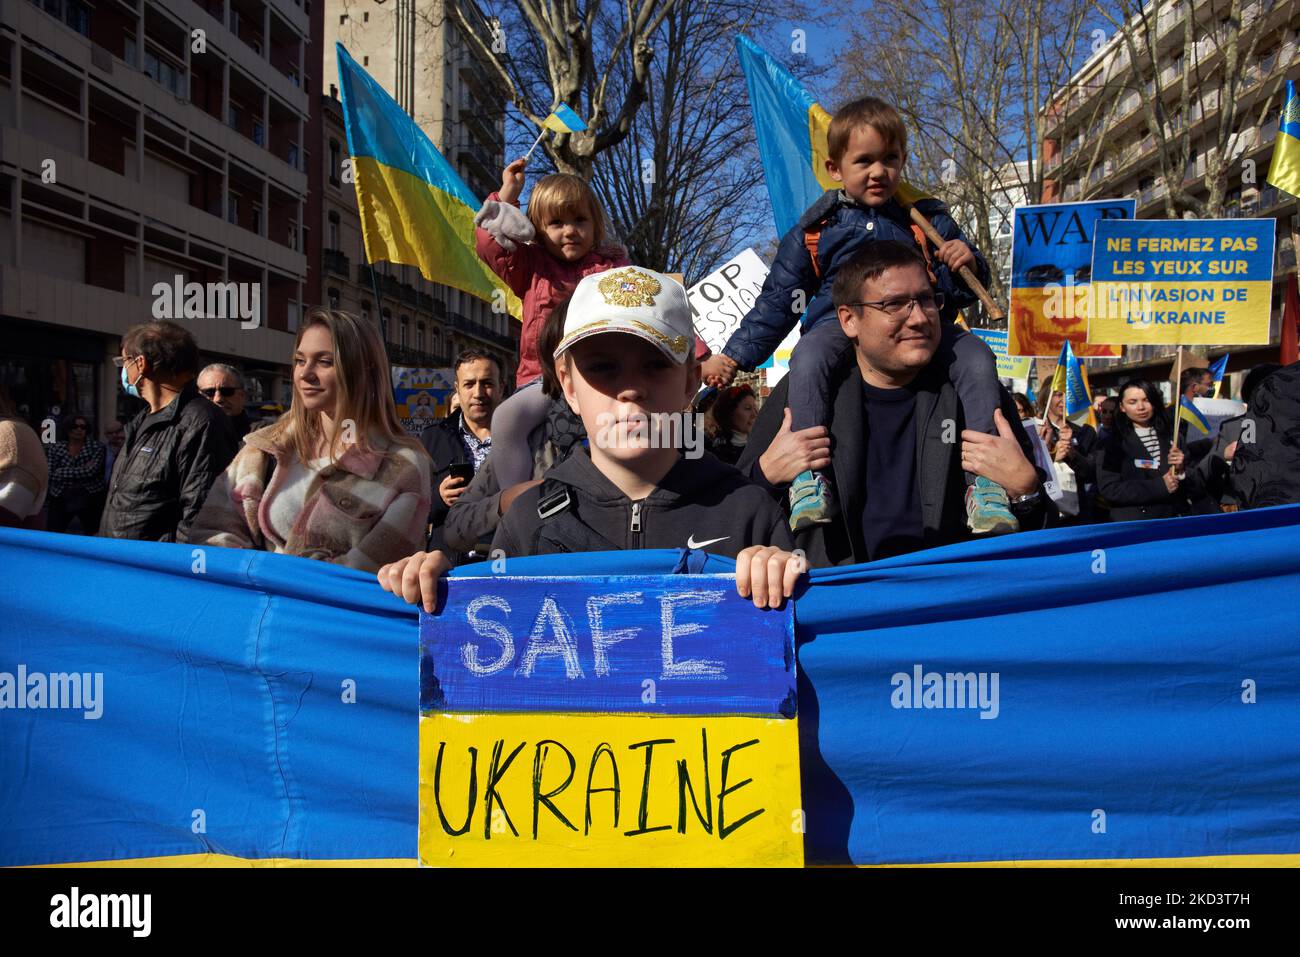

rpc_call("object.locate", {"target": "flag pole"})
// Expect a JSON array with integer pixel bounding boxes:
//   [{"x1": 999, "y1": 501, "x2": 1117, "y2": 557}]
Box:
[
  {"x1": 1170, "y1": 345, "x2": 1184, "y2": 458},
  {"x1": 522, "y1": 126, "x2": 546, "y2": 161},
  {"x1": 905, "y1": 203, "x2": 1005, "y2": 322}
]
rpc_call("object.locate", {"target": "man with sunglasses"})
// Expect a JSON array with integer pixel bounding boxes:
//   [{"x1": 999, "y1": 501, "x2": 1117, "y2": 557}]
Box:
[
  {"x1": 197, "y1": 363, "x2": 252, "y2": 440},
  {"x1": 739, "y1": 241, "x2": 1050, "y2": 567}
]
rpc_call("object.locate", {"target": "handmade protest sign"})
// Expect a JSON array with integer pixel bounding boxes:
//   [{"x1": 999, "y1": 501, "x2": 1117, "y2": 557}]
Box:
[
  {"x1": 971, "y1": 328, "x2": 1032, "y2": 379},
  {"x1": 392, "y1": 366, "x2": 455, "y2": 435},
  {"x1": 1009, "y1": 199, "x2": 1133, "y2": 357},
  {"x1": 686, "y1": 248, "x2": 771, "y2": 357},
  {"x1": 1089, "y1": 219, "x2": 1275, "y2": 346},
  {"x1": 418, "y1": 575, "x2": 802, "y2": 867}
]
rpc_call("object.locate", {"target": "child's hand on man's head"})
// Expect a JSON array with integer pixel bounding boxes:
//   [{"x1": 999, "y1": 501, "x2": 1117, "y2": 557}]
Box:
[
  {"x1": 500, "y1": 158, "x2": 527, "y2": 205},
  {"x1": 935, "y1": 239, "x2": 975, "y2": 273}
]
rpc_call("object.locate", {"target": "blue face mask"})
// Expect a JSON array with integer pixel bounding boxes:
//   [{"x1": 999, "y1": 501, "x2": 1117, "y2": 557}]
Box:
[{"x1": 120, "y1": 362, "x2": 141, "y2": 398}]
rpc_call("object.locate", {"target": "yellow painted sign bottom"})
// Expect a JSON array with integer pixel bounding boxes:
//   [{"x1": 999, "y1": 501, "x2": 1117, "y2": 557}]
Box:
[
  {"x1": 419, "y1": 712, "x2": 803, "y2": 867},
  {"x1": 1089, "y1": 280, "x2": 1272, "y2": 345}
]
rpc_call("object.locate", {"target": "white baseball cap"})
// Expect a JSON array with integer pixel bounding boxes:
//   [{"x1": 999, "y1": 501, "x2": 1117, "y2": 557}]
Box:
[{"x1": 554, "y1": 267, "x2": 695, "y2": 364}]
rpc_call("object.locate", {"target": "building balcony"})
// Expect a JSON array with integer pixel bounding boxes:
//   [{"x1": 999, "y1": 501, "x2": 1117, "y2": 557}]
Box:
[
  {"x1": 458, "y1": 58, "x2": 495, "y2": 100},
  {"x1": 323, "y1": 248, "x2": 350, "y2": 277},
  {"x1": 385, "y1": 342, "x2": 453, "y2": 368}
]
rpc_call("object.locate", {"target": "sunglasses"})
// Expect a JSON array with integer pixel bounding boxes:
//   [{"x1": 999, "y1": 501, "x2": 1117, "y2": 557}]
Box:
[
  {"x1": 200, "y1": 387, "x2": 241, "y2": 398},
  {"x1": 71, "y1": 422, "x2": 88, "y2": 430}
]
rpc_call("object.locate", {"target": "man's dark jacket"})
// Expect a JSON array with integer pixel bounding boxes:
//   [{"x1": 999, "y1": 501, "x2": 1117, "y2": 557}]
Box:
[
  {"x1": 99, "y1": 380, "x2": 238, "y2": 542},
  {"x1": 420, "y1": 409, "x2": 479, "y2": 552},
  {"x1": 736, "y1": 360, "x2": 1049, "y2": 567}
]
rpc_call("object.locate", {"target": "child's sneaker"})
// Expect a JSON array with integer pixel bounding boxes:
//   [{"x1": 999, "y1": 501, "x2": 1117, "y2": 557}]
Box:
[
  {"x1": 789, "y1": 470, "x2": 836, "y2": 531},
  {"x1": 965, "y1": 476, "x2": 1019, "y2": 535}
]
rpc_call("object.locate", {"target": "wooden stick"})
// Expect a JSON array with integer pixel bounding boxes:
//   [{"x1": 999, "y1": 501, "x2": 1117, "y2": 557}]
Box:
[
  {"x1": 907, "y1": 204, "x2": 1005, "y2": 322},
  {"x1": 1170, "y1": 346, "x2": 1184, "y2": 456}
]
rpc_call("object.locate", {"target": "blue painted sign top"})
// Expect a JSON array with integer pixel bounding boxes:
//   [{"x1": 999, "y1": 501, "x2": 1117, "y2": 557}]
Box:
[
  {"x1": 420, "y1": 575, "x2": 796, "y2": 717},
  {"x1": 1090, "y1": 218, "x2": 1275, "y2": 281}
]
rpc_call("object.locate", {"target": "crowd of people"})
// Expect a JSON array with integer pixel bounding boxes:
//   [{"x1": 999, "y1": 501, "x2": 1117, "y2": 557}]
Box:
[{"x1": 2, "y1": 95, "x2": 1298, "y2": 615}]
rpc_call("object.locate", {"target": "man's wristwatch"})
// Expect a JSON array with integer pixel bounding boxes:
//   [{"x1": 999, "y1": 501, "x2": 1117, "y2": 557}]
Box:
[{"x1": 1008, "y1": 489, "x2": 1041, "y2": 514}]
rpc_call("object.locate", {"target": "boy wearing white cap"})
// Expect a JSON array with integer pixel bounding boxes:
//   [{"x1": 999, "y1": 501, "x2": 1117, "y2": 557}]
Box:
[{"x1": 378, "y1": 266, "x2": 808, "y2": 611}]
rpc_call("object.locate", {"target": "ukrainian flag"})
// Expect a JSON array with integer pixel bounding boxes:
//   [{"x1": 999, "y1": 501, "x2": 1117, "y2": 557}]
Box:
[
  {"x1": 1267, "y1": 80, "x2": 1300, "y2": 199},
  {"x1": 1048, "y1": 338, "x2": 1096, "y2": 427},
  {"x1": 336, "y1": 44, "x2": 521, "y2": 318},
  {"x1": 735, "y1": 35, "x2": 932, "y2": 236},
  {"x1": 1179, "y1": 400, "x2": 1212, "y2": 439},
  {"x1": 1209, "y1": 353, "x2": 1229, "y2": 398},
  {"x1": 541, "y1": 104, "x2": 587, "y2": 134}
]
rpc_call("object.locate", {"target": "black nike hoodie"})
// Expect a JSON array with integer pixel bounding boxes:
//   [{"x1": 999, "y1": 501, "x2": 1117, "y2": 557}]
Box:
[{"x1": 491, "y1": 447, "x2": 794, "y2": 559}]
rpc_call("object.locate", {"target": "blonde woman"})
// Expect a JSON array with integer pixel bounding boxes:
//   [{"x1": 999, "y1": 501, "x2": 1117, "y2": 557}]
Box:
[{"x1": 191, "y1": 309, "x2": 431, "y2": 571}]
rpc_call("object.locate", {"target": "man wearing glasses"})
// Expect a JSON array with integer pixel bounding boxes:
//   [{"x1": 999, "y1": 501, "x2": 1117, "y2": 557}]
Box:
[
  {"x1": 197, "y1": 363, "x2": 253, "y2": 440},
  {"x1": 100, "y1": 321, "x2": 237, "y2": 543},
  {"x1": 738, "y1": 241, "x2": 1050, "y2": 567}
]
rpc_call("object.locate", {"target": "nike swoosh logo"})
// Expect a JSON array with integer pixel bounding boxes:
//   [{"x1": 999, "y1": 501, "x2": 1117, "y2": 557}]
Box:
[{"x1": 686, "y1": 535, "x2": 730, "y2": 550}]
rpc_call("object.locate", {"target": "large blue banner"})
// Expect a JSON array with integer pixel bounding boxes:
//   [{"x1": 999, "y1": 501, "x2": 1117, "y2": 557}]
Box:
[{"x1": 3, "y1": 506, "x2": 1300, "y2": 866}]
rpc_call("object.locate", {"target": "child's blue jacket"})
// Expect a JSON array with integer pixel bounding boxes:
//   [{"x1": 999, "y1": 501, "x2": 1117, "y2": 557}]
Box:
[{"x1": 721, "y1": 190, "x2": 992, "y2": 371}]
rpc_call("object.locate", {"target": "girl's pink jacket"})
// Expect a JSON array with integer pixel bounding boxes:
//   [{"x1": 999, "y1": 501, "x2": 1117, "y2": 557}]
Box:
[{"x1": 475, "y1": 192, "x2": 629, "y2": 387}]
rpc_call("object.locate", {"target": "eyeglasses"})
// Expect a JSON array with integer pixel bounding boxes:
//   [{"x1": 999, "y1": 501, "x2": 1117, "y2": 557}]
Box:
[
  {"x1": 200, "y1": 387, "x2": 241, "y2": 398},
  {"x1": 112, "y1": 355, "x2": 138, "y2": 368},
  {"x1": 846, "y1": 292, "x2": 945, "y2": 321},
  {"x1": 71, "y1": 422, "x2": 88, "y2": 430}
]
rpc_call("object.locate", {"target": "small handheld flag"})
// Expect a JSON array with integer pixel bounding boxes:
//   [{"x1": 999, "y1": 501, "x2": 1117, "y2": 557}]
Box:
[
  {"x1": 542, "y1": 104, "x2": 587, "y2": 133},
  {"x1": 525, "y1": 104, "x2": 588, "y2": 159},
  {"x1": 1266, "y1": 80, "x2": 1300, "y2": 199},
  {"x1": 1048, "y1": 339, "x2": 1095, "y2": 427},
  {"x1": 1208, "y1": 353, "x2": 1229, "y2": 398},
  {"x1": 1179, "y1": 401, "x2": 1212, "y2": 439}
]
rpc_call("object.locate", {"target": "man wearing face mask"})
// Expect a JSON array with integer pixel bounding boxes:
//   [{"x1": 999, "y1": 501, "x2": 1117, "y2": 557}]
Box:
[{"x1": 100, "y1": 320, "x2": 237, "y2": 542}]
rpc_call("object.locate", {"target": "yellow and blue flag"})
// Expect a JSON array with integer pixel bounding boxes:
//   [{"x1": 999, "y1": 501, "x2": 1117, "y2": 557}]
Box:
[
  {"x1": 1208, "y1": 353, "x2": 1229, "y2": 398},
  {"x1": 1267, "y1": 80, "x2": 1300, "y2": 199},
  {"x1": 1179, "y1": 400, "x2": 1212, "y2": 438},
  {"x1": 541, "y1": 103, "x2": 587, "y2": 134},
  {"x1": 336, "y1": 44, "x2": 520, "y2": 318},
  {"x1": 1049, "y1": 338, "x2": 1096, "y2": 427},
  {"x1": 735, "y1": 35, "x2": 932, "y2": 236}
]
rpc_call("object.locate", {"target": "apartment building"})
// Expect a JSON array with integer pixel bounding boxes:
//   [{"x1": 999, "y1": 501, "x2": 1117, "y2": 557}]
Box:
[
  {"x1": 1040, "y1": 0, "x2": 1300, "y2": 384},
  {"x1": 1, "y1": 0, "x2": 322, "y2": 430},
  {"x1": 322, "y1": 0, "x2": 517, "y2": 383}
]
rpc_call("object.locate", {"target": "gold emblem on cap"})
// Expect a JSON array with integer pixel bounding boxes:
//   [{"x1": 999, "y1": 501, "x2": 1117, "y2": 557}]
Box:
[{"x1": 599, "y1": 268, "x2": 661, "y2": 308}]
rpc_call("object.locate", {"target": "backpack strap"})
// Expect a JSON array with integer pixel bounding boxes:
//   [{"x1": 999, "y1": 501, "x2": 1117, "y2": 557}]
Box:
[
  {"x1": 803, "y1": 227, "x2": 823, "y2": 279},
  {"x1": 530, "y1": 477, "x2": 623, "y2": 554}
]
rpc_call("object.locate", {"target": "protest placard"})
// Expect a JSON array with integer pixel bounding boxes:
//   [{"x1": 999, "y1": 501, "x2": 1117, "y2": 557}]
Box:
[
  {"x1": 686, "y1": 248, "x2": 771, "y2": 357},
  {"x1": 971, "y1": 328, "x2": 1032, "y2": 379},
  {"x1": 1089, "y1": 219, "x2": 1275, "y2": 345},
  {"x1": 418, "y1": 575, "x2": 802, "y2": 867},
  {"x1": 391, "y1": 366, "x2": 456, "y2": 435},
  {"x1": 1009, "y1": 199, "x2": 1133, "y2": 357}
]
